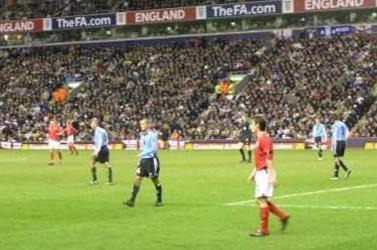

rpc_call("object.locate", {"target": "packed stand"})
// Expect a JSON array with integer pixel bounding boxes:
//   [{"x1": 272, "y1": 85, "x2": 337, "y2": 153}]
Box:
[
  {"x1": 195, "y1": 34, "x2": 377, "y2": 139},
  {"x1": 1, "y1": 34, "x2": 376, "y2": 142},
  {"x1": 0, "y1": 38, "x2": 263, "y2": 141}
]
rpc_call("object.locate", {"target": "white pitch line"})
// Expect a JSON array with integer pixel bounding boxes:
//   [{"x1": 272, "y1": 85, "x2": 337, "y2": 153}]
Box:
[
  {"x1": 225, "y1": 183, "x2": 377, "y2": 206},
  {"x1": 237, "y1": 203, "x2": 377, "y2": 210}
]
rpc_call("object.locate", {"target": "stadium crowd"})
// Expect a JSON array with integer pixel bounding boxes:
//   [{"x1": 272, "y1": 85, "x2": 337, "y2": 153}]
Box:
[
  {"x1": 0, "y1": 0, "x2": 260, "y2": 20},
  {"x1": 199, "y1": 35, "x2": 377, "y2": 139},
  {"x1": 0, "y1": 33, "x2": 376, "y2": 142}
]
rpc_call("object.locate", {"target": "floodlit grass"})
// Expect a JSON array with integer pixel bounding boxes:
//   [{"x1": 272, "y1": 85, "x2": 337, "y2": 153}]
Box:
[{"x1": 1, "y1": 149, "x2": 377, "y2": 250}]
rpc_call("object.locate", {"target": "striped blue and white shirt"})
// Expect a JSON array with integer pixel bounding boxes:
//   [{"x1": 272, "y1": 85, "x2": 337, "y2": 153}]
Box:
[
  {"x1": 93, "y1": 127, "x2": 109, "y2": 154},
  {"x1": 140, "y1": 130, "x2": 158, "y2": 159},
  {"x1": 312, "y1": 123, "x2": 327, "y2": 141}
]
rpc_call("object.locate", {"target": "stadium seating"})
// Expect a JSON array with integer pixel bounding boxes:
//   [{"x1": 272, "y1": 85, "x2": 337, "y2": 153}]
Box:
[{"x1": 0, "y1": 34, "x2": 376, "y2": 141}]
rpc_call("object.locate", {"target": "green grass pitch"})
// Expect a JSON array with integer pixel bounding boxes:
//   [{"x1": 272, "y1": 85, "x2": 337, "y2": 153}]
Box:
[{"x1": 1, "y1": 149, "x2": 377, "y2": 250}]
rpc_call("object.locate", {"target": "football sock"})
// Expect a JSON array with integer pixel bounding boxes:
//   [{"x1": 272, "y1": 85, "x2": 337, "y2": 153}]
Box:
[
  {"x1": 259, "y1": 207, "x2": 269, "y2": 234},
  {"x1": 91, "y1": 167, "x2": 97, "y2": 181},
  {"x1": 267, "y1": 201, "x2": 287, "y2": 220},
  {"x1": 155, "y1": 184, "x2": 162, "y2": 202},
  {"x1": 239, "y1": 149, "x2": 245, "y2": 161},
  {"x1": 131, "y1": 185, "x2": 140, "y2": 202},
  {"x1": 318, "y1": 149, "x2": 323, "y2": 158},
  {"x1": 339, "y1": 160, "x2": 349, "y2": 172},
  {"x1": 247, "y1": 150, "x2": 252, "y2": 161},
  {"x1": 108, "y1": 167, "x2": 113, "y2": 183},
  {"x1": 333, "y1": 162, "x2": 340, "y2": 177}
]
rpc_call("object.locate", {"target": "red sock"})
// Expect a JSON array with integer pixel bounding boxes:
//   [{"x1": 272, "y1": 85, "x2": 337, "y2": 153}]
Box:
[
  {"x1": 259, "y1": 207, "x2": 269, "y2": 234},
  {"x1": 268, "y1": 201, "x2": 288, "y2": 220}
]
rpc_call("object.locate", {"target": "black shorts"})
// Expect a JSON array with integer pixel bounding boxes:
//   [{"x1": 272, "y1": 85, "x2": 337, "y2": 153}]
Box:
[
  {"x1": 136, "y1": 156, "x2": 160, "y2": 179},
  {"x1": 314, "y1": 137, "x2": 322, "y2": 144},
  {"x1": 333, "y1": 141, "x2": 346, "y2": 157},
  {"x1": 241, "y1": 137, "x2": 251, "y2": 146},
  {"x1": 93, "y1": 146, "x2": 109, "y2": 164}
]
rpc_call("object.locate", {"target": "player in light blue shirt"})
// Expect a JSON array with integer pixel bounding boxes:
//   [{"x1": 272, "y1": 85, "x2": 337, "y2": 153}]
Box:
[
  {"x1": 330, "y1": 114, "x2": 351, "y2": 180},
  {"x1": 312, "y1": 118, "x2": 327, "y2": 160},
  {"x1": 90, "y1": 118, "x2": 113, "y2": 185},
  {"x1": 124, "y1": 119, "x2": 163, "y2": 207}
]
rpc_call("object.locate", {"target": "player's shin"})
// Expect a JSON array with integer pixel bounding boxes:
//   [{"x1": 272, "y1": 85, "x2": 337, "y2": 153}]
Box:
[
  {"x1": 267, "y1": 201, "x2": 288, "y2": 219},
  {"x1": 107, "y1": 167, "x2": 113, "y2": 183},
  {"x1": 91, "y1": 166, "x2": 97, "y2": 182},
  {"x1": 239, "y1": 149, "x2": 245, "y2": 161},
  {"x1": 259, "y1": 205, "x2": 269, "y2": 234},
  {"x1": 338, "y1": 160, "x2": 349, "y2": 172},
  {"x1": 333, "y1": 162, "x2": 340, "y2": 177}
]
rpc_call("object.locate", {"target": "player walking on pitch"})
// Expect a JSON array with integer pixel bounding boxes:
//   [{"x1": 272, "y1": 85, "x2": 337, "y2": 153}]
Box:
[
  {"x1": 312, "y1": 117, "x2": 327, "y2": 160},
  {"x1": 65, "y1": 120, "x2": 78, "y2": 155},
  {"x1": 330, "y1": 114, "x2": 352, "y2": 180},
  {"x1": 248, "y1": 116, "x2": 290, "y2": 237},
  {"x1": 89, "y1": 118, "x2": 113, "y2": 185},
  {"x1": 47, "y1": 119, "x2": 63, "y2": 165},
  {"x1": 124, "y1": 119, "x2": 163, "y2": 207}
]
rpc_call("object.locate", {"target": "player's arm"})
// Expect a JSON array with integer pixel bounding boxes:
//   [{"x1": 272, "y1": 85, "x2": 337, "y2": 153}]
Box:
[
  {"x1": 93, "y1": 131, "x2": 102, "y2": 156},
  {"x1": 267, "y1": 159, "x2": 277, "y2": 187},
  {"x1": 322, "y1": 125, "x2": 327, "y2": 142},
  {"x1": 248, "y1": 168, "x2": 257, "y2": 182}
]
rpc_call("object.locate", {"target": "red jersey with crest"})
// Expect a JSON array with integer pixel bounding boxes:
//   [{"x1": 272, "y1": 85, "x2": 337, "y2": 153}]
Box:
[
  {"x1": 255, "y1": 133, "x2": 273, "y2": 170},
  {"x1": 65, "y1": 125, "x2": 77, "y2": 136},
  {"x1": 48, "y1": 124, "x2": 62, "y2": 141}
]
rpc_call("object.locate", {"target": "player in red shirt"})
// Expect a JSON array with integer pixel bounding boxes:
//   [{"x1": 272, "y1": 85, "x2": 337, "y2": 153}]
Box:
[
  {"x1": 248, "y1": 116, "x2": 290, "y2": 237},
  {"x1": 65, "y1": 120, "x2": 78, "y2": 155},
  {"x1": 47, "y1": 119, "x2": 63, "y2": 165}
]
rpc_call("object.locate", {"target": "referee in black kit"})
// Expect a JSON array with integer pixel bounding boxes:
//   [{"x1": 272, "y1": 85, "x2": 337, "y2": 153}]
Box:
[{"x1": 89, "y1": 118, "x2": 113, "y2": 185}]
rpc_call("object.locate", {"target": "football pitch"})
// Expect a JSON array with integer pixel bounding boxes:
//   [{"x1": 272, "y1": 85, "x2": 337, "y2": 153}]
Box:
[{"x1": 1, "y1": 149, "x2": 377, "y2": 250}]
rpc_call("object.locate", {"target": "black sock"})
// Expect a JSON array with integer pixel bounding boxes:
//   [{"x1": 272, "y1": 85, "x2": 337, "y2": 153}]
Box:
[
  {"x1": 155, "y1": 184, "x2": 162, "y2": 202},
  {"x1": 339, "y1": 160, "x2": 349, "y2": 172},
  {"x1": 239, "y1": 149, "x2": 245, "y2": 161},
  {"x1": 91, "y1": 167, "x2": 97, "y2": 181},
  {"x1": 318, "y1": 149, "x2": 323, "y2": 158},
  {"x1": 333, "y1": 163, "x2": 340, "y2": 177},
  {"x1": 247, "y1": 150, "x2": 252, "y2": 161},
  {"x1": 131, "y1": 185, "x2": 140, "y2": 202},
  {"x1": 108, "y1": 167, "x2": 113, "y2": 183}
]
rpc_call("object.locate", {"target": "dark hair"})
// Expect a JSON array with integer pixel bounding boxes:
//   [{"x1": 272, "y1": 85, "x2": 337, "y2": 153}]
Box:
[{"x1": 254, "y1": 116, "x2": 267, "y2": 131}]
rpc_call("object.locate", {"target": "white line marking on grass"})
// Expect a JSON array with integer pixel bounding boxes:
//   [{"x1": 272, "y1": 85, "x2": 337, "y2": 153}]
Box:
[
  {"x1": 0, "y1": 157, "x2": 27, "y2": 163},
  {"x1": 238, "y1": 203, "x2": 377, "y2": 210},
  {"x1": 224, "y1": 183, "x2": 377, "y2": 206}
]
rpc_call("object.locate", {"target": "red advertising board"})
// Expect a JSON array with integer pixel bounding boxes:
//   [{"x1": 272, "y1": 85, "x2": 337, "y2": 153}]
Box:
[
  {"x1": 126, "y1": 7, "x2": 196, "y2": 24},
  {"x1": 0, "y1": 18, "x2": 44, "y2": 33},
  {"x1": 294, "y1": 0, "x2": 375, "y2": 12}
]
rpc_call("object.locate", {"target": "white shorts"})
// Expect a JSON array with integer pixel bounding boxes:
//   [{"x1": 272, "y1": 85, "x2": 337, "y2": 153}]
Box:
[
  {"x1": 255, "y1": 168, "x2": 274, "y2": 198},
  {"x1": 67, "y1": 135, "x2": 75, "y2": 145},
  {"x1": 48, "y1": 139, "x2": 61, "y2": 150}
]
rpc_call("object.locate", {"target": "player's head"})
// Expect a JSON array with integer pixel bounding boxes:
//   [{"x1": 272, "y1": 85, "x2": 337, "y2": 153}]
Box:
[
  {"x1": 315, "y1": 117, "x2": 320, "y2": 124},
  {"x1": 90, "y1": 118, "x2": 98, "y2": 129},
  {"x1": 140, "y1": 119, "x2": 151, "y2": 132},
  {"x1": 252, "y1": 116, "x2": 267, "y2": 133},
  {"x1": 50, "y1": 119, "x2": 56, "y2": 126},
  {"x1": 67, "y1": 119, "x2": 72, "y2": 125}
]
